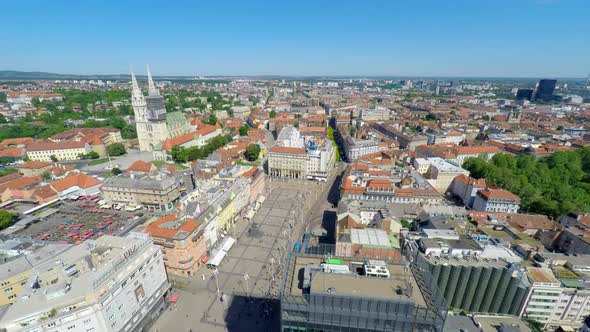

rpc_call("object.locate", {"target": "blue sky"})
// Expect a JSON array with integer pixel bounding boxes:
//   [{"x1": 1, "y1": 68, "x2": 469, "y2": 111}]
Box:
[{"x1": 1, "y1": 0, "x2": 588, "y2": 77}]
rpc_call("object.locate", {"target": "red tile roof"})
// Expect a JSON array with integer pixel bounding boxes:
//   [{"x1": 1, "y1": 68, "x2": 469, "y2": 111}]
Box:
[
  {"x1": 0, "y1": 176, "x2": 42, "y2": 192},
  {"x1": 143, "y1": 214, "x2": 200, "y2": 239},
  {"x1": 20, "y1": 161, "x2": 51, "y2": 169},
  {"x1": 50, "y1": 173, "x2": 101, "y2": 192},
  {"x1": 27, "y1": 140, "x2": 87, "y2": 151},
  {"x1": 161, "y1": 131, "x2": 197, "y2": 151},
  {"x1": 0, "y1": 137, "x2": 34, "y2": 146},
  {"x1": 127, "y1": 160, "x2": 155, "y2": 173},
  {"x1": 477, "y1": 188, "x2": 520, "y2": 202},
  {"x1": 0, "y1": 147, "x2": 24, "y2": 158},
  {"x1": 270, "y1": 146, "x2": 305, "y2": 155}
]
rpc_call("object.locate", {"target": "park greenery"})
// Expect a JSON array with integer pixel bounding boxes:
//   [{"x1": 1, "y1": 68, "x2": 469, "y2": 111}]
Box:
[
  {"x1": 169, "y1": 134, "x2": 233, "y2": 162},
  {"x1": 463, "y1": 148, "x2": 590, "y2": 219},
  {"x1": 106, "y1": 143, "x2": 126, "y2": 156},
  {"x1": 0, "y1": 90, "x2": 136, "y2": 141},
  {"x1": 0, "y1": 167, "x2": 18, "y2": 177},
  {"x1": 78, "y1": 151, "x2": 100, "y2": 160},
  {"x1": 245, "y1": 144, "x2": 261, "y2": 161},
  {"x1": 0, "y1": 210, "x2": 16, "y2": 231}
]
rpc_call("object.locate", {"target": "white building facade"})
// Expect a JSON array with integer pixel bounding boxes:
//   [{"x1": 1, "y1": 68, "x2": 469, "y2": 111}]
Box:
[{"x1": 0, "y1": 233, "x2": 169, "y2": 332}]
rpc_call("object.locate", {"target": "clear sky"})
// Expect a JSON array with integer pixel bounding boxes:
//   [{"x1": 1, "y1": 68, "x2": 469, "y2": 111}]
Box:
[{"x1": 1, "y1": 0, "x2": 588, "y2": 77}]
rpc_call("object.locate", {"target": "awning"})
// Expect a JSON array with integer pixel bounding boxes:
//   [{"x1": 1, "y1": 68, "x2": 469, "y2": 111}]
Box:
[
  {"x1": 207, "y1": 250, "x2": 227, "y2": 267},
  {"x1": 200, "y1": 255, "x2": 209, "y2": 264},
  {"x1": 169, "y1": 295, "x2": 179, "y2": 303},
  {"x1": 220, "y1": 237, "x2": 236, "y2": 253}
]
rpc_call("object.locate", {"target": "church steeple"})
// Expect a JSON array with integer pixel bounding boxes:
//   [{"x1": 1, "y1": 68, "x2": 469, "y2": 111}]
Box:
[
  {"x1": 146, "y1": 64, "x2": 160, "y2": 96},
  {"x1": 130, "y1": 66, "x2": 145, "y2": 102},
  {"x1": 130, "y1": 66, "x2": 146, "y2": 122}
]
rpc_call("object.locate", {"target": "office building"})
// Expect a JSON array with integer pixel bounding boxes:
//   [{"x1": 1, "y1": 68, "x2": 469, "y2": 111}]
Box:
[
  {"x1": 268, "y1": 126, "x2": 335, "y2": 181},
  {"x1": 280, "y1": 248, "x2": 447, "y2": 331},
  {"x1": 516, "y1": 89, "x2": 534, "y2": 101},
  {"x1": 0, "y1": 233, "x2": 169, "y2": 332},
  {"x1": 421, "y1": 254, "x2": 529, "y2": 316},
  {"x1": 534, "y1": 79, "x2": 557, "y2": 101},
  {"x1": 100, "y1": 172, "x2": 181, "y2": 211}
]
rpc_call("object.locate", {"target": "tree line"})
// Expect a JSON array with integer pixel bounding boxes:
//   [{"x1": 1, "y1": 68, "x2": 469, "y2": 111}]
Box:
[{"x1": 463, "y1": 147, "x2": 590, "y2": 219}]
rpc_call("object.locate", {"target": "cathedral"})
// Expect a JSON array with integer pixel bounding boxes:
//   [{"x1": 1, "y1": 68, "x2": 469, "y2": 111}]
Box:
[{"x1": 130, "y1": 66, "x2": 191, "y2": 158}]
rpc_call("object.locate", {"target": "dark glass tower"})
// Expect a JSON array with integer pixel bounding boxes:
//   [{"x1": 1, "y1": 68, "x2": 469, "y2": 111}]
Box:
[{"x1": 534, "y1": 79, "x2": 557, "y2": 101}]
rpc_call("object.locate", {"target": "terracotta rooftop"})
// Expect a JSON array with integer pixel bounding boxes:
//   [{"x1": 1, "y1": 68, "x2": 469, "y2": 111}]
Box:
[
  {"x1": 477, "y1": 188, "x2": 520, "y2": 202},
  {"x1": 0, "y1": 137, "x2": 35, "y2": 147},
  {"x1": 50, "y1": 173, "x2": 101, "y2": 192},
  {"x1": 20, "y1": 161, "x2": 51, "y2": 169},
  {"x1": 269, "y1": 146, "x2": 305, "y2": 155},
  {"x1": 143, "y1": 214, "x2": 200, "y2": 240},
  {"x1": 161, "y1": 131, "x2": 197, "y2": 151},
  {"x1": 0, "y1": 147, "x2": 24, "y2": 158},
  {"x1": 27, "y1": 140, "x2": 87, "y2": 151},
  {"x1": 0, "y1": 175, "x2": 42, "y2": 192},
  {"x1": 127, "y1": 160, "x2": 155, "y2": 173}
]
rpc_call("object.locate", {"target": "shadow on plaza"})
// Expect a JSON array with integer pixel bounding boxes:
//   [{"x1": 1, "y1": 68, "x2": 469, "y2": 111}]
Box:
[
  {"x1": 319, "y1": 210, "x2": 336, "y2": 245},
  {"x1": 223, "y1": 294, "x2": 280, "y2": 332}
]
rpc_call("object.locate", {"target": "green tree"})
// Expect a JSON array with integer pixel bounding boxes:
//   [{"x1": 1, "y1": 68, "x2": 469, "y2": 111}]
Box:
[
  {"x1": 50, "y1": 155, "x2": 58, "y2": 162},
  {"x1": 0, "y1": 210, "x2": 15, "y2": 231},
  {"x1": 170, "y1": 145, "x2": 188, "y2": 163},
  {"x1": 106, "y1": 143, "x2": 126, "y2": 156},
  {"x1": 269, "y1": 110, "x2": 277, "y2": 118},
  {"x1": 238, "y1": 125, "x2": 250, "y2": 136},
  {"x1": 424, "y1": 113, "x2": 437, "y2": 121},
  {"x1": 42, "y1": 172, "x2": 52, "y2": 181},
  {"x1": 111, "y1": 167, "x2": 122, "y2": 176},
  {"x1": 0, "y1": 92, "x2": 6, "y2": 103},
  {"x1": 463, "y1": 147, "x2": 590, "y2": 219},
  {"x1": 245, "y1": 144, "x2": 261, "y2": 161},
  {"x1": 207, "y1": 113, "x2": 218, "y2": 125}
]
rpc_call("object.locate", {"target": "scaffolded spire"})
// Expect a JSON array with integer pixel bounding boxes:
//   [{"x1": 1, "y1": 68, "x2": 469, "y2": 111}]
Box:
[{"x1": 146, "y1": 64, "x2": 160, "y2": 96}]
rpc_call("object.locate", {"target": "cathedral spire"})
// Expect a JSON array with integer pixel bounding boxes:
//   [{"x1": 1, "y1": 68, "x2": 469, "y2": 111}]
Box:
[
  {"x1": 146, "y1": 64, "x2": 160, "y2": 96},
  {"x1": 130, "y1": 65, "x2": 141, "y2": 92}
]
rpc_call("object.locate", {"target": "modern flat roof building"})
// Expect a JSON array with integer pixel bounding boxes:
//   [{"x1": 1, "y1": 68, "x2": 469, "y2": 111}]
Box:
[{"x1": 280, "y1": 247, "x2": 447, "y2": 331}]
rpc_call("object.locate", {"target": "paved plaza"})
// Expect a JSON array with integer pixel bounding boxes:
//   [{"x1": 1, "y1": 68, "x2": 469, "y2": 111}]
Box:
[{"x1": 149, "y1": 186, "x2": 314, "y2": 332}]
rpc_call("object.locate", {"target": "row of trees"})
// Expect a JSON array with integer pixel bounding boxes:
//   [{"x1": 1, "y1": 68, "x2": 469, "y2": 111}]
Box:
[
  {"x1": 169, "y1": 134, "x2": 233, "y2": 162},
  {"x1": 463, "y1": 147, "x2": 590, "y2": 218}
]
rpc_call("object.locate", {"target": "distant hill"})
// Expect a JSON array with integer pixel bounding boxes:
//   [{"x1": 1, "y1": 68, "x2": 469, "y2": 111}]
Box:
[{"x1": 0, "y1": 70, "x2": 134, "y2": 80}]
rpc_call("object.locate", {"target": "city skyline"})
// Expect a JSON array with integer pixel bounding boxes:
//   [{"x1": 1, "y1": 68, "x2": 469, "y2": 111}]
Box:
[{"x1": 1, "y1": 0, "x2": 589, "y2": 77}]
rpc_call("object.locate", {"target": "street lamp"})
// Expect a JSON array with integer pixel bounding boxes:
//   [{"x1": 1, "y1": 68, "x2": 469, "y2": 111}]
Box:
[
  {"x1": 244, "y1": 273, "x2": 250, "y2": 298},
  {"x1": 270, "y1": 257, "x2": 276, "y2": 281},
  {"x1": 213, "y1": 268, "x2": 220, "y2": 294}
]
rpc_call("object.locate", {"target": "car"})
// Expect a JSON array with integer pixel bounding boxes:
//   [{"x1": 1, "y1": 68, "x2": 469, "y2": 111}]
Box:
[{"x1": 39, "y1": 234, "x2": 51, "y2": 240}]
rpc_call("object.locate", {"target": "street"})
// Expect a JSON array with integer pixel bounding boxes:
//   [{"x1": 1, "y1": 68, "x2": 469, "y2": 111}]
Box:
[{"x1": 148, "y1": 172, "x2": 341, "y2": 332}]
